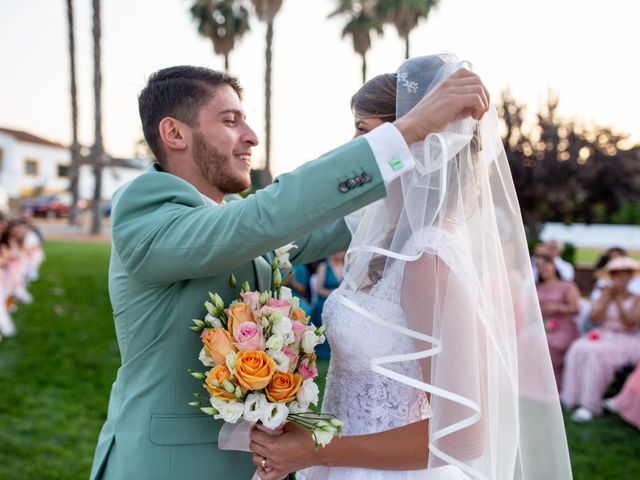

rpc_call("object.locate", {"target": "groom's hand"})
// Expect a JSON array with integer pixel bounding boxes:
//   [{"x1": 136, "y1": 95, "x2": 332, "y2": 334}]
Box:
[{"x1": 394, "y1": 68, "x2": 490, "y2": 145}]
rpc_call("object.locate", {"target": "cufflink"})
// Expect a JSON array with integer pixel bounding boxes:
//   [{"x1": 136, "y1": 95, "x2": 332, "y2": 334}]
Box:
[{"x1": 389, "y1": 157, "x2": 404, "y2": 171}]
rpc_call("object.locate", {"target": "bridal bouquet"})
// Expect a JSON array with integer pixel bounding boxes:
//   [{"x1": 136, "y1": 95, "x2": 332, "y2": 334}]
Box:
[{"x1": 188, "y1": 260, "x2": 343, "y2": 448}]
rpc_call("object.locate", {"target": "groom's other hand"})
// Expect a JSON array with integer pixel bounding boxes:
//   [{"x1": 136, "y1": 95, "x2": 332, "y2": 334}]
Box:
[{"x1": 394, "y1": 69, "x2": 490, "y2": 145}]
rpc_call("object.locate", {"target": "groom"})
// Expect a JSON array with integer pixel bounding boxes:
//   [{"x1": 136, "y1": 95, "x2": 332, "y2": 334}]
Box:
[{"x1": 90, "y1": 65, "x2": 488, "y2": 479}]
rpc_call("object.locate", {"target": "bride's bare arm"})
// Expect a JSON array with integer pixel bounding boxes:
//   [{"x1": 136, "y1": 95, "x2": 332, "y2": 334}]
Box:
[{"x1": 249, "y1": 418, "x2": 428, "y2": 479}]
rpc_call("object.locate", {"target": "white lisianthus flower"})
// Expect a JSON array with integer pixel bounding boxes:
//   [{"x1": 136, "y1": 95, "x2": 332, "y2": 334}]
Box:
[
  {"x1": 266, "y1": 335, "x2": 285, "y2": 351},
  {"x1": 274, "y1": 243, "x2": 297, "y2": 270},
  {"x1": 210, "y1": 397, "x2": 225, "y2": 411},
  {"x1": 312, "y1": 427, "x2": 334, "y2": 447},
  {"x1": 204, "y1": 314, "x2": 224, "y2": 328},
  {"x1": 287, "y1": 400, "x2": 309, "y2": 414},
  {"x1": 225, "y1": 351, "x2": 237, "y2": 374},
  {"x1": 296, "y1": 378, "x2": 320, "y2": 406},
  {"x1": 260, "y1": 402, "x2": 289, "y2": 429},
  {"x1": 214, "y1": 401, "x2": 244, "y2": 423},
  {"x1": 243, "y1": 393, "x2": 268, "y2": 423},
  {"x1": 198, "y1": 348, "x2": 216, "y2": 367},
  {"x1": 301, "y1": 331, "x2": 320, "y2": 354},
  {"x1": 267, "y1": 349, "x2": 290, "y2": 372},
  {"x1": 272, "y1": 316, "x2": 293, "y2": 337},
  {"x1": 279, "y1": 286, "x2": 293, "y2": 302}
]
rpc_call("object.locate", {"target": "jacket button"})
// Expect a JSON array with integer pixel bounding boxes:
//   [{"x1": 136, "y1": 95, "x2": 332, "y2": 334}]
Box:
[
  {"x1": 346, "y1": 178, "x2": 357, "y2": 189},
  {"x1": 338, "y1": 182, "x2": 349, "y2": 193},
  {"x1": 361, "y1": 172, "x2": 372, "y2": 183}
]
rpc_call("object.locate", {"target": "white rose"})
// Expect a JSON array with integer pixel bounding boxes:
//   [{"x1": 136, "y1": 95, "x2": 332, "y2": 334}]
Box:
[
  {"x1": 272, "y1": 316, "x2": 293, "y2": 337},
  {"x1": 205, "y1": 314, "x2": 224, "y2": 328},
  {"x1": 266, "y1": 335, "x2": 285, "y2": 351},
  {"x1": 214, "y1": 401, "x2": 244, "y2": 424},
  {"x1": 198, "y1": 347, "x2": 216, "y2": 367},
  {"x1": 267, "y1": 349, "x2": 290, "y2": 372},
  {"x1": 312, "y1": 428, "x2": 334, "y2": 447},
  {"x1": 243, "y1": 393, "x2": 268, "y2": 423},
  {"x1": 210, "y1": 397, "x2": 225, "y2": 411},
  {"x1": 301, "y1": 331, "x2": 319, "y2": 354},
  {"x1": 287, "y1": 400, "x2": 309, "y2": 414},
  {"x1": 279, "y1": 286, "x2": 293, "y2": 302},
  {"x1": 296, "y1": 378, "x2": 319, "y2": 406},
  {"x1": 260, "y1": 402, "x2": 289, "y2": 430}
]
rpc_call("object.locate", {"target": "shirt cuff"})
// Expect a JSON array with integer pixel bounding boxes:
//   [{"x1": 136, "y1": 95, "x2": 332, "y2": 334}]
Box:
[{"x1": 363, "y1": 122, "x2": 414, "y2": 184}]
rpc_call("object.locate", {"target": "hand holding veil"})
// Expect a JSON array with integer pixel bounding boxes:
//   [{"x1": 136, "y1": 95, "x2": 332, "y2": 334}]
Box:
[{"x1": 337, "y1": 54, "x2": 573, "y2": 480}]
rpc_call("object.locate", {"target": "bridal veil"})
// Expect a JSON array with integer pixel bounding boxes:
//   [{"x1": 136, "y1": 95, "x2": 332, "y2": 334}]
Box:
[{"x1": 337, "y1": 54, "x2": 573, "y2": 480}]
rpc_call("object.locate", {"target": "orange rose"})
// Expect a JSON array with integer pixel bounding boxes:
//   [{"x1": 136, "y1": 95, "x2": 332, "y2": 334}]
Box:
[
  {"x1": 266, "y1": 372, "x2": 303, "y2": 403},
  {"x1": 290, "y1": 307, "x2": 309, "y2": 324},
  {"x1": 227, "y1": 303, "x2": 257, "y2": 333},
  {"x1": 202, "y1": 328, "x2": 236, "y2": 365},
  {"x1": 205, "y1": 365, "x2": 236, "y2": 401},
  {"x1": 234, "y1": 351, "x2": 276, "y2": 390}
]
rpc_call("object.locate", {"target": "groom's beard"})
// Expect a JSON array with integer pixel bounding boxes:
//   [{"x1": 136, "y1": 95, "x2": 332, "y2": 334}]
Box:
[{"x1": 192, "y1": 130, "x2": 251, "y2": 194}]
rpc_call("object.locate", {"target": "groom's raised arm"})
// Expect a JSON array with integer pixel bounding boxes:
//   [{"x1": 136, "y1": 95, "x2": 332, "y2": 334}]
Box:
[{"x1": 111, "y1": 127, "x2": 412, "y2": 285}]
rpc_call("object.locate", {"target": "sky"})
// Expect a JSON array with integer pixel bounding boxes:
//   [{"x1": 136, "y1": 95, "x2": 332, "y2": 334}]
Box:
[{"x1": 0, "y1": 0, "x2": 638, "y2": 176}]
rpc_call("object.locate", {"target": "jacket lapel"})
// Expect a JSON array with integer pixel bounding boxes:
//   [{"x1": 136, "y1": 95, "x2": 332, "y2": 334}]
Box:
[{"x1": 252, "y1": 256, "x2": 272, "y2": 292}]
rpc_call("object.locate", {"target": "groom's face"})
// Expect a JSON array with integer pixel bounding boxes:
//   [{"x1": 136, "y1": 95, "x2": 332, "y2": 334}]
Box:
[{"x1": 191, "y1": 85, "x2": 258, "y2": 194}]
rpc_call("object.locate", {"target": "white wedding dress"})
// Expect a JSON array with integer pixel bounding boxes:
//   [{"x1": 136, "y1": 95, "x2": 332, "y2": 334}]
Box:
[{"x1": 299, "y1": 230, "x2": 470, "y2": 480}]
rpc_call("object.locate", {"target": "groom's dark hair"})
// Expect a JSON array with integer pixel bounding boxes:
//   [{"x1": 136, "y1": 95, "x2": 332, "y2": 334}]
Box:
[{"x1": 138, "y1": 65, "x2": 243, "y2": 166}]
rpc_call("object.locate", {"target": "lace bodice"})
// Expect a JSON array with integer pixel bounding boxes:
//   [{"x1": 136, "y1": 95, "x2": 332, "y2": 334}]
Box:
[{"x1": 321, "y1": 286, "x2": 431, "y2": 435}]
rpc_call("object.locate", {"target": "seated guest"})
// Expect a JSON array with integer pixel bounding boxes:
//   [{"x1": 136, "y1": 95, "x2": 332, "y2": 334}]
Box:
[
  {"x1": 561, "y1": 256, "x2": 640, "y2": 421},
  {"x1": 604, "y1": 363, "x2": 640, "y2": 430},
  {"x1": 535, "y1": 254, "x2": 581, "y2": 390},
  {"x1": 591, "y1": 247, "x2": 640, "y2": 300},
  {"x1": 531, "y1": 240, "x2": 574, "y2": 281}
]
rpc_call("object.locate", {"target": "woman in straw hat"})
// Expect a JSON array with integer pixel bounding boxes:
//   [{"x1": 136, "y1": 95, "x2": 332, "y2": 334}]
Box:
[{"x1": 561, "y1": 256, "x2": 640, "y2": 422}]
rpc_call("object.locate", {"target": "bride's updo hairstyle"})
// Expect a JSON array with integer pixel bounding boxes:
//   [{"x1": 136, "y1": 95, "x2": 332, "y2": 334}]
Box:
[{"x1": 350, "y1": 73, "x2": 397, "y2": 122}]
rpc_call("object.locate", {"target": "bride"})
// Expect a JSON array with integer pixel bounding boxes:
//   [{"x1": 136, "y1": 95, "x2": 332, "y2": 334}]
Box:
[{"x1": 249, "y1": 54, "x2": 573, "y2": 480}]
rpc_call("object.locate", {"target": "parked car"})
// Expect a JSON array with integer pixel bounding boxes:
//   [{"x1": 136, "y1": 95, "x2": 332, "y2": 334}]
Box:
[{"x1": 22, "y1": 194, "x2": 72, "y2": 218}]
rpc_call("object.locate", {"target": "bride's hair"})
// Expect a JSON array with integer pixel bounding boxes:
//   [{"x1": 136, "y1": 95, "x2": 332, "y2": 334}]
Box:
[{"x1": 351, "y1": 73, "x2": 397, "y2": 121}]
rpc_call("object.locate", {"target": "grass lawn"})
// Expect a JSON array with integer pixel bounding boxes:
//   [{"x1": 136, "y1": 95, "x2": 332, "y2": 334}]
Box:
[{"x1": 0, "y1": 241, "x2": 639, "y2": 479}]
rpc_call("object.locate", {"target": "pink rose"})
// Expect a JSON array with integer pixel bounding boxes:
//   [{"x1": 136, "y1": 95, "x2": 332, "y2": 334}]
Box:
[
  {"x1": 281, "y1": 345, "x2": 298, "y2": 367},
  {"x1": 291, "y1": 320, "x2": 306, "y2": 343},
  {"x1": 298, "y1": 357, "x2": 318, "y2": 380},
  {"x1": 233, "y1": 321, "x2": 265, "y2": 351},
  {"x1": 263, "y1": 298, "x2": 292, "y2": 318},
  {"x1": 241, "y1": 291, "x2": 261, "y2": 311}
]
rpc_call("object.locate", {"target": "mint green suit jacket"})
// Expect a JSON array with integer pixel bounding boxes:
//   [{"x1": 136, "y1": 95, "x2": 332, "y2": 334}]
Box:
[{"x1": 90, "y1": 138, "x2": 386, "y2": 479}]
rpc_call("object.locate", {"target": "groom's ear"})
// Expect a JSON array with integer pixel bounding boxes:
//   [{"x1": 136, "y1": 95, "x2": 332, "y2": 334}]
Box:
[{"x1": 158, "y1": 117, "x2": 189, "y2": 152}]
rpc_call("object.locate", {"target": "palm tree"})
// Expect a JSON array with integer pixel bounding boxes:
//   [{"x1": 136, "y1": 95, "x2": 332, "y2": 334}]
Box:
[
  {"x1": 190, "y1": 0, "x2": 251, "y2": 71},
  {"x1": 250, "y1": 0, "x2": 283, "y2": 187},
  {"x1": 330, "y1": 1, "x2": 383, "y2": 84},
  {"x1": 90, "y1": 0, "x2": 104, "y2": 235},
  {"x1": 376, "y1": 0, "x2": 438, "y2": 59},
  {"x1": 65, "y1": 0, "x2": 81, "y2": 226}
]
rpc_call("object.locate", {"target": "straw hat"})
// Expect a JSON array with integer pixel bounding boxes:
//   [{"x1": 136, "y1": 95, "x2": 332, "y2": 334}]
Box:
[{"x1": 596, "y1": 256, "x2": 640, "y2": 278}]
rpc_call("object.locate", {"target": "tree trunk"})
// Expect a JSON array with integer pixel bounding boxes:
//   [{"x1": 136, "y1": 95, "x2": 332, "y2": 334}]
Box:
[
  {"x1": 66, "y1": 0, "x2": 81, "y2": 226},
  {"x1": 91, "y1": 0, "x2": 103, "y2": 235},
  {"x1": 404, "y1": 35, "x2": 410, "y2": 59},
  {"x1": 260, "y1": 19, "x2": 274, "y2": 187},
  {"x1": 361, "y1": 53, "x2": 367, "y2": 84},
  {"x1": 224, "y1": 53, "x2": 229, "y2": 72}
]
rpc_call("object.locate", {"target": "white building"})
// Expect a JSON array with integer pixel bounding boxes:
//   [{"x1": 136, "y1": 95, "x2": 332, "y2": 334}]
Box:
[{"x1": 0, "y1": 126, "x2": 148, "y2": 203}]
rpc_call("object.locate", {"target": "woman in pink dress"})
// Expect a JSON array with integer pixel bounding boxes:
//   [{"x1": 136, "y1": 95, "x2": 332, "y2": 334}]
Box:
[
  {"x1": 561, "y1": 256, "x2": 640, "y2": 421},
  {"x1": 535, "y1": 254, "x2": 580, "y2": 390},
  {"x1": 605, "y1": 364, "x2": 640, "y2": 429}
]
